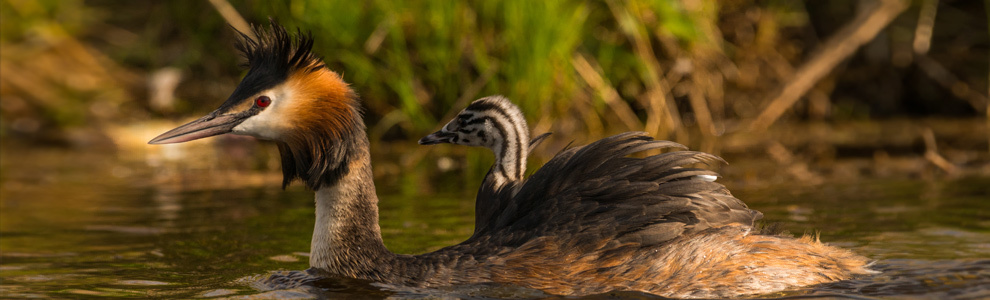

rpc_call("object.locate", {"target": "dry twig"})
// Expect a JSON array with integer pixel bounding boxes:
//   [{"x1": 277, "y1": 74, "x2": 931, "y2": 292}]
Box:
[
  {"x1": 572, "y1": 53, "x2": 642, "y2": 131},
  {"x1": 913, "y1": 0, "x2": 938, "y2": 54},
  {"x1": 749, "y1": 0, "x2": 909, "y2": 132},
  {"x1": 605, "y1": 0, "x2": 680, "y2": 138},
  {"x1": 921, "y1": 128, "x2": 959, "y2": 175},
  {"x1": 208, "y1": 0, "x2": 255, "y2": 41}
]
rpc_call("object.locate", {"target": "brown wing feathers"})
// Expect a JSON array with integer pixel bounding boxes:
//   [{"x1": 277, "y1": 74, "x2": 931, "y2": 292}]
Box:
[{"x1": 494, "y1": 132, "x2": 761, "y2": 247}]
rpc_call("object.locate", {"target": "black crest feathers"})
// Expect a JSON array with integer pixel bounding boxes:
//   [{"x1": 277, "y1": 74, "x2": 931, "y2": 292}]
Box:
[
  {"x1": 235, "y1": 18, "x2": 324, "y2": 76},
  {"x1": 218, "y1": 19, "x2": 326, "y2": 114}
]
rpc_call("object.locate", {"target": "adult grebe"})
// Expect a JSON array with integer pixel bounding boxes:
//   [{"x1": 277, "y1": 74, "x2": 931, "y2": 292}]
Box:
[{"x1": 148, "y1": 21, "x2": 873, "y2": 298}]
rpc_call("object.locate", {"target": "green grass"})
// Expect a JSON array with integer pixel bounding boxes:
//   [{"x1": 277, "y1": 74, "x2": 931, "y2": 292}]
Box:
[
  {"x1": 7, "y1": 0, "x2": 986, "y2": 195},
  {"x1": 236, "y1": 0, "x2": 709, "y2": 139}
]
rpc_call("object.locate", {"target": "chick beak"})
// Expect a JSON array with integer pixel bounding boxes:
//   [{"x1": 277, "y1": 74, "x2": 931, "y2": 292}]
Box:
[
  {"x1": 148, "y1": 113, "x2": 246, "y2": 144},
  {"x1": 418, "y1": 130, "x2": 456, "y2": 145}
]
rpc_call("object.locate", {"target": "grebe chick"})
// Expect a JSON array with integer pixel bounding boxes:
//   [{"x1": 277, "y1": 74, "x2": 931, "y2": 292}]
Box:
[
  {"x1": 148, "y1": 20, "x2": 874, "y2": 298},
  {"x1": 418, "y1": 95, "x2": 549, "y2": 236}
]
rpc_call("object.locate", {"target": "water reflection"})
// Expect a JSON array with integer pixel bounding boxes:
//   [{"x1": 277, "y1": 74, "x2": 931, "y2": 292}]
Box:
[{"x1": 1, "y1": 146, "x2": 988, "y2": 299}]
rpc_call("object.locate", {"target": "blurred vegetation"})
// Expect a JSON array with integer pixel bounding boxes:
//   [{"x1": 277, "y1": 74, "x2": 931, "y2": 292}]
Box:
[{"x1": 1, "y1": 0, "x2": 988, "y2": 188}]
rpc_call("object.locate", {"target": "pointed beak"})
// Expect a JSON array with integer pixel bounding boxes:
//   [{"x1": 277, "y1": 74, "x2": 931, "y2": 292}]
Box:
[
  {"x1": 148, "y1": 113, "x2": 246, "y2": 144},
  {"x1": 418, "y1": 130, "x2": 456, "y2": 145}
]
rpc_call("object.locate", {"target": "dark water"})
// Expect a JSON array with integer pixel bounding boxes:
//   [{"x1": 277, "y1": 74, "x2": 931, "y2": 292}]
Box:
[{"x1": 1, "y1": 146, "x2": 988, "y2": 299}]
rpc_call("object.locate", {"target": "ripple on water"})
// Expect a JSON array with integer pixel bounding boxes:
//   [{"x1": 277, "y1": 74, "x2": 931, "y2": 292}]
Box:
[
  {"x1": 199, "y1": 289, "x2": 239, "y2": 297},
  {"x1": 116, "y1": 279, "x2": 171, "y2": 286},
  {"x1": 814, "y1": 259, "x2": 990, "y2": 299},
  {"x1": 860, "y1": 227, "x2": 990, "y2": 259}
]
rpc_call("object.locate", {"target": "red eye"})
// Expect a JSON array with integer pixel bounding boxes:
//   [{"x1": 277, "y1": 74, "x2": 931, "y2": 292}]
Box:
[{"x1": 255, "y1": 96, "x2": 271, "y2": 108}]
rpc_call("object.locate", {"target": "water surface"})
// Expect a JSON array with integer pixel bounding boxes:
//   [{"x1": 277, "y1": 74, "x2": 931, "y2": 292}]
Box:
[{"x1": 1, "y1": 145, "x2": 987, "y2": 299}]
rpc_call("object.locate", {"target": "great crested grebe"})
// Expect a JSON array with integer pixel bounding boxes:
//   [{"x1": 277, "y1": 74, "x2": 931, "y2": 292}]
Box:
[
  {"x1": 149, "y1": 21, "x2": 874, "y2": 298},
  {"x1": 418, "y1": 95, "x2": 550, "y2": 236}
]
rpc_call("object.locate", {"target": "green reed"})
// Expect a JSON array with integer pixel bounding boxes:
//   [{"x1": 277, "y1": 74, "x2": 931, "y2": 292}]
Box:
[{"x1": 242, "y1": 0, "x2": 705, "y2": 140}]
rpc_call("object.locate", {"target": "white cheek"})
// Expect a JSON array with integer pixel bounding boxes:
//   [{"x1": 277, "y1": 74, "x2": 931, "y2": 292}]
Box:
[
  {"x1": 232, "y1": 110, "x2": 282, "y2": 140},
  {"x1": 231, "y1": 88, "x2": 293, "y2": 140}
]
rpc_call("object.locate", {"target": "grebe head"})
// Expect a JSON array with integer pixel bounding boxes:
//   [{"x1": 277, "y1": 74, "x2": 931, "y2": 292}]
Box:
[
  {"x1": 148, "y1": 19, "x2": 363, "y2": 190},
  {"x1": 419, "y1": 95, "x2": 526, "y2": 149}
]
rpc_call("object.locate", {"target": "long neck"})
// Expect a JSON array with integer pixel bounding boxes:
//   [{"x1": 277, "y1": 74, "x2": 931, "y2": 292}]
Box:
[
  {"x1": 488, "y1": 126, "x2": 528, "y2": 190},
  {"x1": 480, "y1": 103, "x2": 531, "y2": 192},
  {"x1": 473, "y1": 110, "x2": 530, "y2": 234},
  {"x1": 309, "y1": 133, "x2": 395, "y2": 280}
]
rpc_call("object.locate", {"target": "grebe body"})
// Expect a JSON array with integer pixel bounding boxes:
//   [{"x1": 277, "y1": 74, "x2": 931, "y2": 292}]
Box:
[{"x1": 149, "y1": 21, "x2": 873, "y2": 298}]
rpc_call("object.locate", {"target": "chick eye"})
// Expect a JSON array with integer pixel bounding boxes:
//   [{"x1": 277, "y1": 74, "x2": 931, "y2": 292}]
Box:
[{"x1": 255, "y1": 96, "x2": 271, "y2": 108}]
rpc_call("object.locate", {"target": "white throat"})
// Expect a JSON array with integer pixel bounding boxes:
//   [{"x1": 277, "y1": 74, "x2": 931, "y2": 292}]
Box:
[{"x1": 311, "y1": 187, "x2": 341, "y2": 266}]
